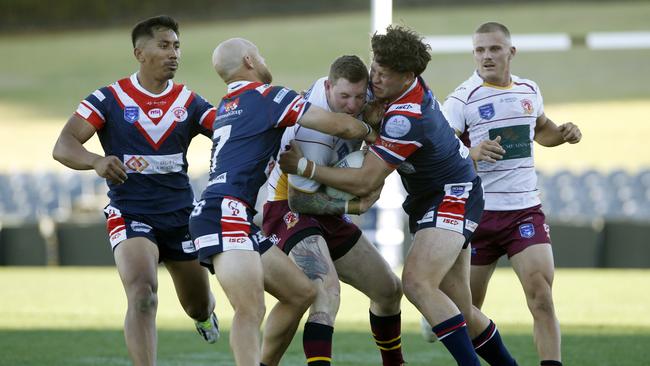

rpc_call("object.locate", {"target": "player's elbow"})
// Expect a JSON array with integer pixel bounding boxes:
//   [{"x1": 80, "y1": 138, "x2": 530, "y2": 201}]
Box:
[{"x1": 52, "y1": 139, "x2": 65, "y2": 163}]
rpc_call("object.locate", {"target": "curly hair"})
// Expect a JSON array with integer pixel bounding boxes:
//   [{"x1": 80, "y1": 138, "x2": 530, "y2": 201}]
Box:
[{"x1": 371, "y1": 25, "x2": 431, "y2": 76}]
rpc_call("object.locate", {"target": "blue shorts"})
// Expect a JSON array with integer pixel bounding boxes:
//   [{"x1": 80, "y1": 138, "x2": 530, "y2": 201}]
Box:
[
  {"x1": 103, "y1": 205, "x2": 197, "y2": 262},
  {"x1": 189, "y1": 196, "x2": 273, "y2": 272},
  {"x1": 408, "y1": 176, "x2": 484, "y2": 248}
]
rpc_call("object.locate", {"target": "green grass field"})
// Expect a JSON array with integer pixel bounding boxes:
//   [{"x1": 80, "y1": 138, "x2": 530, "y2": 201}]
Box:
[{"x1": 1, "y1": 267, "x2": 649, "y2": 365}]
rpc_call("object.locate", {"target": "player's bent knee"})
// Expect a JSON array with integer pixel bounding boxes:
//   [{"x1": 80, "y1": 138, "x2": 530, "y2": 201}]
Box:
[{"x1": 181, "y1": 299, "x2": 211, "y2": 321}]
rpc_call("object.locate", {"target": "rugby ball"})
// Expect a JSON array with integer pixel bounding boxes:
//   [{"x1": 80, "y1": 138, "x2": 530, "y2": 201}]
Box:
[{"x1": 324, "y1": 150, "x2": 365, "y2": 200}]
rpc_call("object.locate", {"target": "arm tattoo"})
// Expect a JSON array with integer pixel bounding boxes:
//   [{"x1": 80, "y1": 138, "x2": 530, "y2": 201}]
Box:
[
  {"x1": 289, "y1": 186, "x2": 346, "y2": 215},
  {"x1": 290, "y1": 235, "x2": 330, "y2": 282}
]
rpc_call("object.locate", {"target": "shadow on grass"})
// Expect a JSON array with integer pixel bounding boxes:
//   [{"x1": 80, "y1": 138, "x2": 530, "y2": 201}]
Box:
[{"x1": 1, "y1": 326, "x2": 648, "y2": 365}]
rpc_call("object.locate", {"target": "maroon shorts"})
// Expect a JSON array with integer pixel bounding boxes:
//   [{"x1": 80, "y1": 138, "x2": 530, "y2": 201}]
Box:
[
  {"x1": 470, "y1": 205, "x2": 551, "y2": 265},
  {"x1": 262, "y1": 200, "x2": 362, "y2": 260}
]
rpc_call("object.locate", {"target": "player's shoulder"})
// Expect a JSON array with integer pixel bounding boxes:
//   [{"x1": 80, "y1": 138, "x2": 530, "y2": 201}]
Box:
[
  {"x1": 511, "y1": 74, "x2": 541, "y2": 94},
  {"x1": 304, "y1": 76, "x2": 328, "y2": 106},
  {"x1": 446, "y1": 72, "x2": 484, "y2": 103}
]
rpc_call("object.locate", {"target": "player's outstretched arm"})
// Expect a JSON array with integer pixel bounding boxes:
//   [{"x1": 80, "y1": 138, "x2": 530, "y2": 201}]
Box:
[
  {"x1": 534, "y1": 113, "x2": 582, "y2": 147},
  {"x1": 298, "y1": 105, "x2": 377, "y2": 143},
  {"x1": 53, "y1": 115, "x2": 128, "y2": 184},
  {"x1": 279, "y1": 140, "x2": 390, "y2": 198}
]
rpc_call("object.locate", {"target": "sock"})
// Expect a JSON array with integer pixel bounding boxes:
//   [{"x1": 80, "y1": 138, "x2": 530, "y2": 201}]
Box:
[
  {"x1": 472, "y1": 320, "x2": 518, "y2": 365},
  {"x1": 432, "y1": 314, "x2": 481, "y2": 366},
  {"x1": 303, "y1": 322, "x2": 333, "y2": 366},
  {"x1": 369, "y1": 310, "x2": 405, "y2": 365},
  {"x1": 541, "y1": 361, "x2": 562, "y2": 366}
]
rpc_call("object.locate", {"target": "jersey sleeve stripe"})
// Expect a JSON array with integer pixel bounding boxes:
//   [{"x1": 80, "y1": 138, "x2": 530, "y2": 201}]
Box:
[
  {"x1": 374, "y1": 144, "x2": 408, "y2": 161},
  {"x1": 92, "y1": 89, "x2": 106, "y2": 101},
  {"x1": 199, "y1": 107, "x2": 217, "y2": 130},
  {"x1": 75, "y1": 102, "x2": 104, "y2": 129},
  {"x1": 276, "y1": 96, "x2": 308, "y2": 128},
  {"x1": 381, "y1": 135, "x2": 423, "y2": 147},
  {"x1": 81, "y1": 100, "x2": 105, "y2": 121},
  {"x1": 369, "y1": 146, "x2": 399, "y2": 168}
]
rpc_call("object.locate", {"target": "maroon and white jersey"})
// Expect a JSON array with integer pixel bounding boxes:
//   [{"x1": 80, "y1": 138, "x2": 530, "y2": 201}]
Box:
[{"x1": 443, "y1": 72, "x2": 544, "y2": 211}]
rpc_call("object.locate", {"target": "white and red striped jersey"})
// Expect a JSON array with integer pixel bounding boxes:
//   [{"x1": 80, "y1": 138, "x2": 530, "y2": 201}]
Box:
[{"x1": 443, "y1": 71, "x2": 544, "y2": 211}]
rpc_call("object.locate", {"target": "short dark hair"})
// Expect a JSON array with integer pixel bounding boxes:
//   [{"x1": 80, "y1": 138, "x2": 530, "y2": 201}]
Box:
[
  {"x1": 475, "y1": 22, "x2": 511, "y2": 40},
  {"x1": 329, "y1": 55, "x2": 368, "y2": 84},
  {"x1": 371, "y1": 25, "x2": 431, "y2": 76},
  {"x1": 131, "y1": 15, "x2": 179, "y2": 48}
]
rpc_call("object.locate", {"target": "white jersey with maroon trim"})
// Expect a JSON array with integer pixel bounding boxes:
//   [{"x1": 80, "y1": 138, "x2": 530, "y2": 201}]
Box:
[
  {"x1": 266, "y1": 77, "x2": 361, "y2": 201},
  {"x1": 74, "y1": 72, "x2": 216, "y2": 214},
  {"x1": 443, "y1": 71, "x2": 544, "y2": 211}
]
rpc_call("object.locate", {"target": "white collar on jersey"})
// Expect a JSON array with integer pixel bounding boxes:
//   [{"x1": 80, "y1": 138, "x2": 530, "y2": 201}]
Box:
[
  {"x1": 130, "y1": 73, "x2": 174, "y2": 98},
  {"x1": 389, "y1": 78, "x2": 418, "y2": 105},
  {"x1": 227, "y1": 81, "x2": 254, "y2": 94}
]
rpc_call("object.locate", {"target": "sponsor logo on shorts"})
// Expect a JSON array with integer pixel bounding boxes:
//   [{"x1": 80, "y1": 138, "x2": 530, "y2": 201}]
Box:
[
  {"x1": 519, "y1": 223, "x2": 535, "y2": 238},
  {"x1": 207, "y1": 172, "x2": 227, "y2": 186},
  {"x1": 181, "y1": 240, "x2": 196, "y2": 253},
  {"x1": 465, "y1": 219, "x2": 478, "y2": 232},
  {"x1": 194, "y1": 234, "x2": 219, "y2": 249},
  {"x1": 478, "y1": 103, "x2": 495, "y2": 120},
  {"x1": 130, "y1": 221, "x2": 152, "y2": 233},
  {"x1": 417, "y1": 210, "x2": 435, "y2": 225},
  {"x1": 124, "y1": 106, "x2": 139, "y2": 123},
  {"x1": 109, "y1": 229, "x2": 127, "y2": 249},
  {"x1": 269, "y1": 234, "x2": 280, "y2": 246},
  {"x1": 253, "y1": 231, "x2": 267, "y2": 245},
  {"x1": 450, "y1": 185, "x2": 465, "y2": 196},
  {"x1": 223, "y1": 236, "x2": 254, "y2": 251},
  {"x1": 436, "y1": 215, "x2": 464, "y2": 234},
  {"x1": 283, "y1": 211, "x2": 300, "y2": 229}
]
